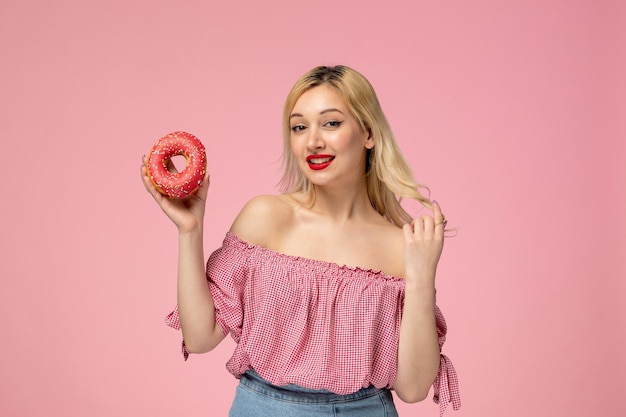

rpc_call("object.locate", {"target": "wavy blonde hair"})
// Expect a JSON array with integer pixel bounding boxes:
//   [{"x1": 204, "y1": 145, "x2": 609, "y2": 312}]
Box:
[{"x1": 279, "y1": 65, "x2": 433, "y2": 227}]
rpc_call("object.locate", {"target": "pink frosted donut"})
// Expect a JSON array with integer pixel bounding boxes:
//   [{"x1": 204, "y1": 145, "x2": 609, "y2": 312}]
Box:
[{"x1": 146, "y1": 131, "x2": 207, "y2": 198}]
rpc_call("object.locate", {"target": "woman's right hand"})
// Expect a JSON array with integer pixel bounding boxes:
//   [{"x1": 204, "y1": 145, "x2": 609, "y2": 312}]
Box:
[{"x1": 140, "y1": 155, "x2": 210, "y2": 234}]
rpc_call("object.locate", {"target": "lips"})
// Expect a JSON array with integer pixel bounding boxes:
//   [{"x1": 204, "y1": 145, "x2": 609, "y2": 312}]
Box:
[{"x1": 306, "y1": 154, "x2": 335, "y2": 170}]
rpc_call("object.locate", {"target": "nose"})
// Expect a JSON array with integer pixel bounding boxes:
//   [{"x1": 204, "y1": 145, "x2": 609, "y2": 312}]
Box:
[{"x1": 306, "y1": 126, "x2": 324, "y2": 151}]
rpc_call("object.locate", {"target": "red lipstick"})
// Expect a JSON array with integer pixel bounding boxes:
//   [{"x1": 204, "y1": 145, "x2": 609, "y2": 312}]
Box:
[{"x1": 306, "y1": 154, "x2": 335, "y2": 170}]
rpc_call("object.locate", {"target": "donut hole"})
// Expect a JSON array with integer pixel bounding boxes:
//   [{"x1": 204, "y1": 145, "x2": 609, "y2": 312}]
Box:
[{"x1": 168, "y1": 155, "x2": 188, "y2": 173}]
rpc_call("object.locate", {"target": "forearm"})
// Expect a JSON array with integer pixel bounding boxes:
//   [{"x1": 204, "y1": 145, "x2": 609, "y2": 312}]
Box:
[
  {"x1": 176, "y1": 228, "x2": 224, "y2": 352},
  {"x1": 394, "y1": 277, "x2": 441, "y2": 403}
]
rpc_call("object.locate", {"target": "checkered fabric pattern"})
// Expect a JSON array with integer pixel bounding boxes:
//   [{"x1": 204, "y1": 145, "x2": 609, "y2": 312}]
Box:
[{"x1": 166, "y1": 232, "x2": 460, "y2": 415}]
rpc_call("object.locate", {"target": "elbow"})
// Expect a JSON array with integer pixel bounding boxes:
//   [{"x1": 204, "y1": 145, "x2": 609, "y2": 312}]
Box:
[
  {"x1": 184, "y1": 340, "x2": 214, "y2": 354},
  {"x1": 182, "y1": 328, "x2": 224, "y2": 354},
  {"x1": 395, "y1": 387, "x2": 429, "y2": 404},
  {"x1": 397, "y1": 390, "x2": 429, "y2": 404}
]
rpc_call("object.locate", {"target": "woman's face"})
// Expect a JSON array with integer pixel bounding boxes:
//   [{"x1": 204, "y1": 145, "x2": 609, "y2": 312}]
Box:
[{"x1": 288, "y1": 84, "x2": 374, "y2": 188}]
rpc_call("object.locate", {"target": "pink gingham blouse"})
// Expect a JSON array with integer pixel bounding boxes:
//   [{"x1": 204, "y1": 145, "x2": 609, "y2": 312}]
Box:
[{"x1": 166, "y1": 232, "x2": 461, "y2": 416}]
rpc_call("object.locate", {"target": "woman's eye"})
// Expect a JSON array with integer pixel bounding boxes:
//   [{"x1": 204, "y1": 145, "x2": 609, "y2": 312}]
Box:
[
  {"x1": 324, "y1": 120, "x2": 343, "y2": 128},
  {"x1": 291, "y1": 125, "x2": 306, "y2": 132}
]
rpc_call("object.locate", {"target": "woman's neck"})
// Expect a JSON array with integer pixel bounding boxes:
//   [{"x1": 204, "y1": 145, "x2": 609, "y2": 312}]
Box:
[{"x1": 304, "y1": 181, "x2": 376, "y2": 224}]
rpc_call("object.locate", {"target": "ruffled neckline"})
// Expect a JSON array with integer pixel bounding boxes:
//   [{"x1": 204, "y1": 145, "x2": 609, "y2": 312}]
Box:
[{"x1": 225, "y1": 231, "x2": 406, "y2": 284}]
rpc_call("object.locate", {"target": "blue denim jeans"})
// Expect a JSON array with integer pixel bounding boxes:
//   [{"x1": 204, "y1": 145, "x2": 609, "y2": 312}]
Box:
[{"x1": 229, "y1": 370, "x2": 398, "y2": 417}]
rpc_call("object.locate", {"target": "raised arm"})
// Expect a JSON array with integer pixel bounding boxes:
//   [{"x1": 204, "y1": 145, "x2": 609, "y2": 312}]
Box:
[
  {"x1": 141, "y1": 158, "x2": 225, "y2": 353},
  {"x1": 394, "y1": 201, "x2": 446, "y2": 403}
]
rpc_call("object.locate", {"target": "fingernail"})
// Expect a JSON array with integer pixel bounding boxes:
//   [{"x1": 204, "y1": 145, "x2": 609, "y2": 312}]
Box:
[{"x1": 432, "y1": 200, "x2": 439, "y2": 207}]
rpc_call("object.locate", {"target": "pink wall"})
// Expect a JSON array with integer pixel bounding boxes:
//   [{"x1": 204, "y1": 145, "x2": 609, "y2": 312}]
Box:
[{"x1": 1, "y1": 1, "x2": 624, "y2": 416}]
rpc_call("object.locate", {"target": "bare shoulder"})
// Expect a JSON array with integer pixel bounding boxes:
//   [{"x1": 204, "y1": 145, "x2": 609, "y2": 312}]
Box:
[
  {"x1": 229, "y1": 194, "x2": 295, "y2": 247},
  {"x1": 369, "y1": 218, "x2": 407, "y2": 277}
]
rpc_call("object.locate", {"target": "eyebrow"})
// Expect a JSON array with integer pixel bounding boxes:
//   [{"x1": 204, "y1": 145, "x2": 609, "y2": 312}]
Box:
[{"x1": 289, "y1": 108, "x2": 345, "y2": 119}]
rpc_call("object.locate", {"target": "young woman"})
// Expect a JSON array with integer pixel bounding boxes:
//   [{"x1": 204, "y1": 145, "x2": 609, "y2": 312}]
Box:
[{"x1": 141, "y1": 65, "x2": 460, "y2": 416}]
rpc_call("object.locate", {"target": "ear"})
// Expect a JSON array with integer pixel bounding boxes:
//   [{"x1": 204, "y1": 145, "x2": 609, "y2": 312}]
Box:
[{"x1": 364, "y1": 128, "x2": 375, "y2": 149}]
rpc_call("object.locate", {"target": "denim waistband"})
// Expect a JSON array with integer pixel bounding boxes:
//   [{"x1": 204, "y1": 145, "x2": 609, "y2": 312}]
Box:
[{"x1": 239, "y1": 370, "x2": 386, "y2": 404}]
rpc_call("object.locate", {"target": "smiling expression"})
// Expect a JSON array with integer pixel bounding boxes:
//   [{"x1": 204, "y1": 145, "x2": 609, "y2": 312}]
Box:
[{"x1": 289, "y1": 84, "x2": 374, "y2": 187}]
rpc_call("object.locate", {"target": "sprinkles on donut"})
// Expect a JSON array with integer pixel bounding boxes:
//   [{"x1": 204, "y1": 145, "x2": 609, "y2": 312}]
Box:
[{"x1": 146, "y1": 131, "x2": 207, "y2": 198}]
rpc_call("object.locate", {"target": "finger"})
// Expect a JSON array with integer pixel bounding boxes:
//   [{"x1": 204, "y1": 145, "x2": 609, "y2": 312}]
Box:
[
  {"x1": 166, "y1": 158, "x2": 179, "y2": 174},
  {"x1": 432, "y1": 200, "x2": 447, "y2": 239},
  {"x1": 142, "y1": 172, "x2": 161, "y2": 201},
  {"x1": 432, "y1": 200, "x2": 444, "y2": 224},
  {"x1": 141, "y1": 155, "x2": 158, "y2": 192},
  {"x1": 422, "y1": 215, "x2": 435, "y2": 234},
  {"x1": 141, "y1": 165, "x2": 165, "y2": 201},
  {"x1": 402, "y1": 223, "x2": 415, "y2": 242},
  {"x1": 410, "y1": 216, "x2": 425, "y2": 236},
  {"x1": 140, "y1": 164, "x2": 152, "y2": 192},
  {"x1": 194, "y1": 170, "x2": 211, "y2": 200},
  {"x1": 199, "y1": 169, "x2": 210, "y2": 186}
]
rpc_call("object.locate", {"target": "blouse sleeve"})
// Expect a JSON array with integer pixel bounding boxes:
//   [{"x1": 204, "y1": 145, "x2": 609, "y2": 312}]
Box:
[
  {"x1": 432, "y1": 305, "x2": 462, "y2": 416},
  {"x1": 164, "y1": 234, "x2": 251, "y2": 360},
  {"x1": 205, "y1": 240, "x2": 250, "y2": 340}
]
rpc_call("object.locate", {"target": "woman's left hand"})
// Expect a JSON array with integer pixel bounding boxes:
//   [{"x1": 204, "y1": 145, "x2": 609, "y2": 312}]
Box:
[{"x1": 401, "y1": 201, "x2": 446, "y2": 285}]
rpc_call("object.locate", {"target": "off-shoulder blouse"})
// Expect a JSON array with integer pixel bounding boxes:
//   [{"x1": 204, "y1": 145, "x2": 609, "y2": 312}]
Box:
[{"x1": 166, "y1": 232, "x2": 460, "y2": 416}]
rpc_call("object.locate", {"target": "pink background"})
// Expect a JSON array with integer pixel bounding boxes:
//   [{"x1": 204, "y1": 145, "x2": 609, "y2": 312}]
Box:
[{"x1": 1, "y1": 1, "x2": 624, "y2": 416}]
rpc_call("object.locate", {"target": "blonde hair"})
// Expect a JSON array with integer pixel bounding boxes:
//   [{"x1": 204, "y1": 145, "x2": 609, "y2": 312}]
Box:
[{"x1": 279, "y1": 65, "x2": 434, "y2": 227}]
